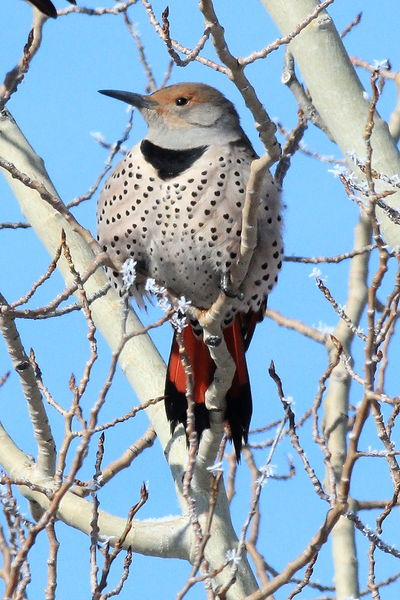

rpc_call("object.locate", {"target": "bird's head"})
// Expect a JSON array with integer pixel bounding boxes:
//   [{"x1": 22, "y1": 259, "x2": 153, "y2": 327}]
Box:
[{"x1": 99, "y1": 82, "x2": 244, "y2": 149}]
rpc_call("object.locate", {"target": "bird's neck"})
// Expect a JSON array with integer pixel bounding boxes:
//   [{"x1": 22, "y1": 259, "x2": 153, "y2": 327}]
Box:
[{"x1": 146, "y1": 121, "x2": 244, "y2": 150}]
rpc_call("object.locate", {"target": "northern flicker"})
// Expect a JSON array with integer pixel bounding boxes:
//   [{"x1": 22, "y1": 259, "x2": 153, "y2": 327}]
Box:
[
  {"x1": 97, "y1": 83, "x2": 283, "y2": 458},
  {"x1": 26, "y1": 0, "x2": 76, "y2": 18}
]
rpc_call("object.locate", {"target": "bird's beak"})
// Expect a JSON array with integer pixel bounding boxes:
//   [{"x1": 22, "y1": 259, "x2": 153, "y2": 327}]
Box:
[{"x1": 98, "y1": 89, "x2": 156, "y2": 110}]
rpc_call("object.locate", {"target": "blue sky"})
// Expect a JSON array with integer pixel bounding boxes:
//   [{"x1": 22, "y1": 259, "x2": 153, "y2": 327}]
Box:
[{"x1": 1, "y1": 1, "x2": 400, "y2": 598}]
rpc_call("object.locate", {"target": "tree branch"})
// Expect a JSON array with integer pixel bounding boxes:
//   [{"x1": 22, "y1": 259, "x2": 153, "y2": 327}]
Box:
[
  {"x1": 0, "y1": 293, "x2": 56, "y2": 480},
  {"x1": 0, "y1": 107, "x2": 258, "y2": 599},
  {"x1": 261, "y1": 0, "x2": 400, "y2": 249}
]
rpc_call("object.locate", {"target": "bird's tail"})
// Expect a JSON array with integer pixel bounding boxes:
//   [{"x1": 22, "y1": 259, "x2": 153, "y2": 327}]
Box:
[
  {"x1": 165, "y1": 311, "x2": 262, "y2": 459},
  {"x1": 28, "y1": 0, "x2": 77, "y2": 19},
  {"x1": 29, "y1": 0, "x2": 58, "y2": 17}
]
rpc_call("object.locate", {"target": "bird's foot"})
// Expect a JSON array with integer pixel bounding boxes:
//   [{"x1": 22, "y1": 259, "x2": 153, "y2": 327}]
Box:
[
  {"x1": 220, "y1": 272, "x2": 237, "y2": 298},
  {"x1": 205, "y1": 335, "x2": 222, "y2": 348},
  {"x1": 220, "y1": 272, "x2": 244, "y2": 300}
]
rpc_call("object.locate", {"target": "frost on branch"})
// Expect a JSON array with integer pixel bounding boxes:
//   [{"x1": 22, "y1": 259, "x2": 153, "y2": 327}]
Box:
[{"x1": 145, "y1": 277, "x2": 190, "y2": 332}]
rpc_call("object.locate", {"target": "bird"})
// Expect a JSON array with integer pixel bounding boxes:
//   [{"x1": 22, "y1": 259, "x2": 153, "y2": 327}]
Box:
[
  {"x1": 97, "y1": 82, "x2": 283, "y2": 459},
  {"x1": 26, "y1": 0, "x2": 76, "y2": 18}
]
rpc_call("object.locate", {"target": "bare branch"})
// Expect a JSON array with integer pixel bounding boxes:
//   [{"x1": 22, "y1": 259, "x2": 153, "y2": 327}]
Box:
[
  {"x1": 141, "y1": 0, "x2": 225, "y2": 72},
  {"x1": 0, "y1": 293, "x2": 56, "y2": 480},
  {"x1": 285, "y1": 244, "x2": 377, "y2": 264},
  {"x1": 67, "y1": 110, "x2": 134, "y2": 209},
  {"x1": 0, "y1": 15, "x2": 45, "y2": 110},
  {"x1": 58, "y1": 0, "x2": 139, "y2": 17},
  {"x1": 199, "y1": 0, "x2": 280, "y2": 164},
  {"x1": 0, "y1": 221, "x2": 30, "y2": 230},
  {"x1": 340, "y1": 12, "x2": 362, "y2": 38},
  {"x1": 240, "y1": 0, "x2": 336, "y2": 66}
]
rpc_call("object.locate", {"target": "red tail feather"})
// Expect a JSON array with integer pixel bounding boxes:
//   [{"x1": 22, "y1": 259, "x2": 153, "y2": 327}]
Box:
[{"x1": 165, "y1": 310, "x2": 263, "y2": 459}]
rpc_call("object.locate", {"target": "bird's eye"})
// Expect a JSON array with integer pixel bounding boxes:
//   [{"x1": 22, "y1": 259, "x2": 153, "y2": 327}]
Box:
[{"x1": 175, "y1": 97, "x2": 189, "y2": 106}]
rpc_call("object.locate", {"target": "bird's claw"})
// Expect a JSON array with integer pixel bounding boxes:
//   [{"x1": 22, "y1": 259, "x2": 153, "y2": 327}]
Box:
[
  {"x1": 220, "y1": 273, "x2": 245, "y2": 300},
  {"x1": 205, "y1": 335, "x2": 222, "y2": 348},
  {"x1": 220, "y1": 272, "x2": 237, "y2": 298}
]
